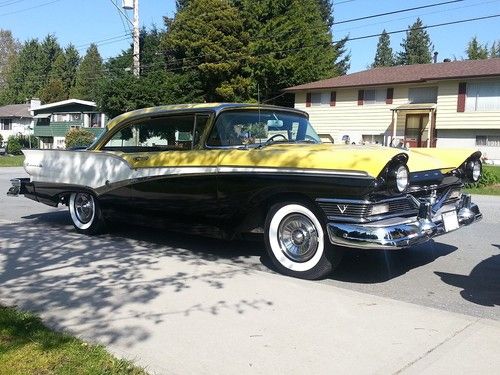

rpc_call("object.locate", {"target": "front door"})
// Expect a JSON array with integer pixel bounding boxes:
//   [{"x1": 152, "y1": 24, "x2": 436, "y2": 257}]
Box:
[{"x1": 405, "y1": 114, "x2": 429, "y2": 147}]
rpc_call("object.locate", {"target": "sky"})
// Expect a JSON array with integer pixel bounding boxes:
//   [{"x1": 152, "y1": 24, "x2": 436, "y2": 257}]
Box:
[{"x1": 1, "y1": 0, "x2": 499, "y2": 73}]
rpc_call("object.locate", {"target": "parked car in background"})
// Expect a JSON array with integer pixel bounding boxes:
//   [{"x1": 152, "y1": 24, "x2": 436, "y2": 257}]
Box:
[{"x1": 8, "y1": 103, "x2": 483, "y2": 279}]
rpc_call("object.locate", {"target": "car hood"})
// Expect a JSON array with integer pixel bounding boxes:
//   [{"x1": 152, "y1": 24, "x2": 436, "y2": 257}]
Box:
[{"x1": 219, "y1": 144, "x2": 479, "y2": 178}]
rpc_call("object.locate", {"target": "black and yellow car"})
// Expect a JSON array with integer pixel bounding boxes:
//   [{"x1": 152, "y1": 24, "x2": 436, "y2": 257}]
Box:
[{"x1": 9, "y1": 103, "x2": 483, "y2": 279}]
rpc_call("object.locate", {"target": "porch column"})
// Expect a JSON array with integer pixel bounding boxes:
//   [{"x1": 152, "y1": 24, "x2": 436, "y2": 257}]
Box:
[
  {"x1": 391, "y1": 109, "x2": 397, "y2": 145},
  {"x1": 427, "y1": 109, "x2": 434, "y2": 148},
  {"x1": 101, "y1": 113, "x2": 106, "y2": 128}
]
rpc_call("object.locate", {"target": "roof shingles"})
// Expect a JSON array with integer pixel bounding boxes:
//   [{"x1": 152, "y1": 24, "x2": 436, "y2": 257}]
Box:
[
  {"x1": 285, "y1": 58, "x2": 500, "y2": 91},
  {"x1": 0, "y1": 103, "x2": 32, "y2": 118}
]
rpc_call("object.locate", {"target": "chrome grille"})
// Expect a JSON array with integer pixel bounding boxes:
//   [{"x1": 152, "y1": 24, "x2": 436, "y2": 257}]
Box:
[
  {"x1": 319, "y1": 202, "x2": 371, "y2": 218},
  {"x1": 317, "y1": 197, "x2": 418, "y2": 221}
]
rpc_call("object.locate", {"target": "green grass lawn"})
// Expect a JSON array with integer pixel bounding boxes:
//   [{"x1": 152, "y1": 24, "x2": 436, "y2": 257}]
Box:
[
  {"x1": 0, "y1": 305, "x2": 147, "y2": 375},
  {"x1": 0, "y1": 155, "x2": 24, "y2": 167}
]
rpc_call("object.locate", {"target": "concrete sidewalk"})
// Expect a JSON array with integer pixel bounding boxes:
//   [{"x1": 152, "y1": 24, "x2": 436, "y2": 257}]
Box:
[{"x1": 1, "y1": 213, "x2": 499, "y2": 375}]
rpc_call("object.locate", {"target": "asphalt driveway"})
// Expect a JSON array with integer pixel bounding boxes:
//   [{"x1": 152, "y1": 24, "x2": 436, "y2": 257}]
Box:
[{"x1": 1, "y1": 167, "x2": 499, "y2": 374}]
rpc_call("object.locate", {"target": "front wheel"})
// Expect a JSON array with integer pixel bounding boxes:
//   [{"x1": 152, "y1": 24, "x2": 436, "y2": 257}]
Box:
[
  {"x1": 264, "y1": 202, "x2": 342, "y2": 280},
  {"x1": 69, "y1": 192, "x2": 105, "y2": 235}
]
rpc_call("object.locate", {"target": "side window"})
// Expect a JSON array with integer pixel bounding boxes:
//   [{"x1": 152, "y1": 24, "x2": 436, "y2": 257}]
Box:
[{"x1": 103, "y1": 115, "x2": 195, "y2": 152}]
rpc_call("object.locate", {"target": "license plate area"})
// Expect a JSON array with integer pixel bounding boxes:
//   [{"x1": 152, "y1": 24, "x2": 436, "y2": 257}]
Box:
[{"x1": 442, "y1": 210, "x2": 459, "y2": 232}]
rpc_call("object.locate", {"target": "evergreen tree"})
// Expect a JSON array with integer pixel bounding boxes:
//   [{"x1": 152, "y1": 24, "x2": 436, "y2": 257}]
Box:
[
  {"x1": 71, "y1": 44, "x2": 104, "y2": 101},
  {"x1": 236, "y1": 0, "x2": 348, "y2": 104},
  {"x1": 162, "y1": 0, "x2": 251, "y2": 102},
  {"x1": 397, "y1": 18, "x2": 433, "y2": 65},
  {"x1": 39, "y1": 78, "x2": 66, "y2": 103},
  {"x1": 39, "y1": 34, "x2": 62, "y2": 79},
  {"x1": 489, "y1": 41, "x2": 500, "y2": 58},
  {"x1": 316, "y1": 0, "x2": 334, "y2": 26},
  {"x1": 63, "y1": 44, "x2": 81, "y2": 91},
  {"x1": 466, "y1": 36, "x2": 488, "y2": 60},
  {"x1": 175, "y1": 0, "x2": 190, "y2": 11},
  {"x1": 3, "y1": 39, "x2": 44, "y2": 103},
  {"x1": 372, "y1": 30, "x2": 394, "y2": 67}
]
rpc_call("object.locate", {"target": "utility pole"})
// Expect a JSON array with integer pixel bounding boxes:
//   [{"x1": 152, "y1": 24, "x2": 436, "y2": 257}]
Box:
[
  {"x1": 122, "y1": 0, "x2": 140, "y2": 76},
  {"x1": 133, "y1": 0, "x2": 140, "y2": 76}
]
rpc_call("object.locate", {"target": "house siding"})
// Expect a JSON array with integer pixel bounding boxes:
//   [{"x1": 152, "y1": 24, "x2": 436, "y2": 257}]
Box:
[
  {"x1": 435, "y1": 79, "x2": 500, "y2": 130},
  {"x1": 295, "y1": 78, "x2": 500, "y2": 159},
  {"x1": 296, "y1": 85, "x2": 421, "y2": 144},
  {"x1": 0, "y1": 118, "x2": 33, "y2": 143}
]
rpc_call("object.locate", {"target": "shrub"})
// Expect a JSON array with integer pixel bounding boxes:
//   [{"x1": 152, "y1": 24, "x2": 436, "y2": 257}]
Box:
[
  {"x1": 65, "y1": 128, "x2": 95, "y2": 149},
  {"x1": 6, "y1": 136, "x2": 22, "y2": 155},
  {"x1": 466, "y1": 166, "x2": 499, "y2": 188},
  {"x1": 0, "y1": 133, "x2": 3, "y2": 146}
]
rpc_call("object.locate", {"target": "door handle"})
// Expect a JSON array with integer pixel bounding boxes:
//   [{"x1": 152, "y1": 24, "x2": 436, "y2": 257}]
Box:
[{"x1": 133, "y1": 156, "x2": 149, "y2": 162}]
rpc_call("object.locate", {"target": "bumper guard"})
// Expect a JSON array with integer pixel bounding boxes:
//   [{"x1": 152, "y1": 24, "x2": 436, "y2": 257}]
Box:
[{"x1": 327, "y1": 193, "x2": 482, "y2": 250}]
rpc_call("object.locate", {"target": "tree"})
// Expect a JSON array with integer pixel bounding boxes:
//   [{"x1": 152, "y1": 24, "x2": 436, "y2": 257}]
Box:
[
  {"x1": 162, "y1": 0, "x2": 251, "y2": 102},
  {"x1": 490, "y1": 41, "x2": 500, "y2": 58},
  {"x1": 236, "y1": 0, "x2": 348, "y2": 104},
  {"x1": 316, "y1": 0, "x2": 334, "y2": 26},
  {"x1": 2, "y1": 39, "x2": 45, "y2": 103},
  {"x1": 71, "y1": 44, "x2": 104, "y2": 101},
  {"x1": 466, "y1": 36, "x2": 488, "y2": 60},
  {"x1": 397, "y1": 18, "x2": 433, "y2": 65},
  {"x1": 0, "y1": 29, "x2": 20, "y2": 91},
  {"x1": 39, "y1": 78, "x2": 67, "y2": 103},
  {"x1": 372, "y1": 30, "x2": 394, "y2": 67}
]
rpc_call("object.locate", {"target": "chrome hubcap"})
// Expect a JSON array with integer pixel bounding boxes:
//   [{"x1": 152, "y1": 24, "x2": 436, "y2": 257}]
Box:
[
  {"x1": 74, "y1": 193, "x2": 94, "y2": 224},
  {"x1": 278, "y1": 214, "x2": 319, "y2": 262}
]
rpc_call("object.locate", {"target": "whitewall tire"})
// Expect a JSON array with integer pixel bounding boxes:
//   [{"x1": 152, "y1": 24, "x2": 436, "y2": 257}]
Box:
[
  {"x1": 69, "y1": 192, "x2": 105, "y2": 234},
  {"x1": 265, "y1": 202, "x2": 342, "y2": 280}
]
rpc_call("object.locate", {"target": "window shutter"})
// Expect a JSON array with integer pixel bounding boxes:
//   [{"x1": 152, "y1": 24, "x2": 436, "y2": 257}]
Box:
[
  {"x1": 457, "y1": 82, "x2": 467, "y2": 112},
  {"x1": 357, "y1": 90, "x2": 364, "y2": 105},
  {"x1": 330, "y1": 91, "x2": 336, "y2": 107},
  {"x1": 306, "y1": 93, "x2": 312, "y2": 107},
  {"x1": 386, "y1": 88, "x2": 394, "y2": 104}
]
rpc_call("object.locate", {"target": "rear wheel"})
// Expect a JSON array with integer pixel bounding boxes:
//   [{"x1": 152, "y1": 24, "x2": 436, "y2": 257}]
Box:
[
  {"x1": 264, "y1": 202, "x2": 342, "y2": 280},
  {"x1": 69, "y1": 192, "x2": 105, "y2": 234}
]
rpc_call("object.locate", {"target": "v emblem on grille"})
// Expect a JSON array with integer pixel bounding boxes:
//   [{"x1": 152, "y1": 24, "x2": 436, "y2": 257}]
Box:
[{"x1": 337, "y1": 204, "x2": 348, "y2": 214}]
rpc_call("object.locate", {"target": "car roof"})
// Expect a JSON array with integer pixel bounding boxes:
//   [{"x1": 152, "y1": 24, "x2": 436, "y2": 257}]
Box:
[{"x1": 106, "y1": 103, "x2": 308, "y2": 130}]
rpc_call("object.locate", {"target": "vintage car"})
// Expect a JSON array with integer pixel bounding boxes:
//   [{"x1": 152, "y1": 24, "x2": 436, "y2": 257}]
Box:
[{"x1": 8, "y1": 103, "x2": 482, "y2": 279}]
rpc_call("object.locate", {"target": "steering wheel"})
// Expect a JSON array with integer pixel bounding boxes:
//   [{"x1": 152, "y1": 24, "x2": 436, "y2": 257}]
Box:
[{"x1": 263, "y1": 134, "x2": 288, "y2": 146}]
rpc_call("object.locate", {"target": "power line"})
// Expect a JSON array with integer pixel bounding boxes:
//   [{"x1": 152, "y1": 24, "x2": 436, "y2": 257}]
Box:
[
  {"x1": 137, "y1": 12, "x2": 500, "y2": 74},
  {"x1": 335, "y1": 0, "x2": 500, "y2": 34},
  {"x1": 0, "y1": 0, "x2": 60, "y2": 17},
  {"x1": 333, "y1": 0, "x2": 464, "y2": 25},
  {"x1": 0, "y1": 0, "x2": 29, "y2": 8}
]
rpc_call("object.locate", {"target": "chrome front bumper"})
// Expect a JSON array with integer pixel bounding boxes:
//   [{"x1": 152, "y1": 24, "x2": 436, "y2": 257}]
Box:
[{"x1": 327, "y1": 194, "x2": 482, "y2": 250}]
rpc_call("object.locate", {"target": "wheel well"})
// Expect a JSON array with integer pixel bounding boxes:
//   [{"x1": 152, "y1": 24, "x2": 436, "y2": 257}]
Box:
[{"x1": 237, "y1": 192, "x2": 321, "y2": 234}]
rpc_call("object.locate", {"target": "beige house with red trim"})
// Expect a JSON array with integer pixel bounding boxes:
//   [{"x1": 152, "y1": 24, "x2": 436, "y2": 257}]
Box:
[{"x1": 285, "y1": 58, "x2": 500, "y2": 160}]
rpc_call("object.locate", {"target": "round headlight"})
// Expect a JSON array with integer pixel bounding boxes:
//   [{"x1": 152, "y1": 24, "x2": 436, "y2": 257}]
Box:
[
  {"x1": 395, "y1": 165, "x2": 409, "y2": 192},
  {"x1": 472, "y1": 160, "x2": 481, "y2": 182}
]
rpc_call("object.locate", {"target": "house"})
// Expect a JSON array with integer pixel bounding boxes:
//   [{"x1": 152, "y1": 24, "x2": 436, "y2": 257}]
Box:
[
  {"x1": 285, "y1": 58, "x2": 500, "y2": 160},
  {"x1": 32, "y1": 99, "x2": 107, "y2": 149},
  {"x1": 0, "y1": 99, "x2": 39, "y2": 145}
]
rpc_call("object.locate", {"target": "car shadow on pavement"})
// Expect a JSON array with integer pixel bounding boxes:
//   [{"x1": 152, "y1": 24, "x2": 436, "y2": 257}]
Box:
[
  {"x1": 331, "y1": 241, "x2": 458, "y2": 284},
  {"x1": 435, "y1": 245, "x2": 500, "y2": 307},
  {"x1": 0, "y1": 211, "x2": 273, "y2": 348}
]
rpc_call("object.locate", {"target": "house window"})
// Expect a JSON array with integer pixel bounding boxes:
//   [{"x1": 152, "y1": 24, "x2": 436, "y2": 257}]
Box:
[
  {"x1": 476, "y1": 135, "x2": 500, "y2": 147},
  {"x1": 466, "y1": 81, "x2": 500, "y2": 111},
  {"x1": 363, "y1": 89, "x2": 385, "y2": 105},
  {"x1": 311, "y1": 92, "x2": 330, "y2": 106},
  {"x1": 362, "y1": 134, "x2": 383, "y2": 144},
  {"x1": 408, "y1": 87, "x2": 438, "y2": 104},
  {"x1": 0, "y1": 119, "x2": 12, "y2": 130}
]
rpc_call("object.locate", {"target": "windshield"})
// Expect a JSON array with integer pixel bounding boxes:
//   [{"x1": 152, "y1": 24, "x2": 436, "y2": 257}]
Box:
[{"x1": 206, "y1": 110, "x2": 320, "y2": 147}]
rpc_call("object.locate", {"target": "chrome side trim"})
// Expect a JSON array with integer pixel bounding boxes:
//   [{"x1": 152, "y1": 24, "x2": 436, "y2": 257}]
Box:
[{"x1": 217, "y1": 166, "x2": 370, "y2": 178}]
